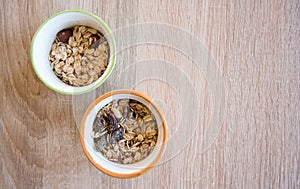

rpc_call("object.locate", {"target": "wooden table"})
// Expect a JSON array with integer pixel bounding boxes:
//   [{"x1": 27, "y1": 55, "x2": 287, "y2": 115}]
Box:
[{"x1": 0, "y1": 0, "x2": 299, "y2": 188}]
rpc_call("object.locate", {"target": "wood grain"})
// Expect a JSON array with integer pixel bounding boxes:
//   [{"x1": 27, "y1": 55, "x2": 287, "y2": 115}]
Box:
[{"x1": 0, "y1": 0, "x2": 299, "y2": 188}]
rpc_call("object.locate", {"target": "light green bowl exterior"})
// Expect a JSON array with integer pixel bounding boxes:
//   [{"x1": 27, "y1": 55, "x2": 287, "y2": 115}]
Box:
[{"x1": 30, "y1": 10, "x2": 117, "y2": 95}]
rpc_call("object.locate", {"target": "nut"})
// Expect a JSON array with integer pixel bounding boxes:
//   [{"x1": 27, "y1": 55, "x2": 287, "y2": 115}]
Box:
[{"x1": 57, "y1": 29, "x2": 73, "y2": 43}]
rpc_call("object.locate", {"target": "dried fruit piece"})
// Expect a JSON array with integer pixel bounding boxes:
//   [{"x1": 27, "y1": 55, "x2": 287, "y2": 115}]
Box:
[{"x1": 111, "y1": 127, "x2": 124, "y2": 144}]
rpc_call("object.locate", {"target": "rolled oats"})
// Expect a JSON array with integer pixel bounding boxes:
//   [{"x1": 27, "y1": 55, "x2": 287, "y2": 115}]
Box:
[
  {"x1": 49, "y1": 25, "x2": 110, "y2": 86},
  {"x1": 92, "y1": 99, "x2": 159, "y2": 164}
]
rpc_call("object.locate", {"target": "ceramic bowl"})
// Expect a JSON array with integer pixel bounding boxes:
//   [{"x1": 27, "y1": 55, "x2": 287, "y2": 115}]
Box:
[
  {"x1": 30, "y1": 10, "x2": 116, "y2": 95},
  {"x1": 80, "y1": 90, "x2": 168, "y2": 178}
]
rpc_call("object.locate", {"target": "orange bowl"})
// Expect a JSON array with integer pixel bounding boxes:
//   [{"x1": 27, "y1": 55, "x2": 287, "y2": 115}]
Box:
[{"x1": 80, "y1": 89, "x2": 168, "y2": 178}]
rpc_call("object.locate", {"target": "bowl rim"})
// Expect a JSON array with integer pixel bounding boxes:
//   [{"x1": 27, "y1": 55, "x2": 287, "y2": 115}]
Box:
[
  {"x1": 80, "y1": 89, "x2": 168, "y2": 178},
  {"x1": 30, "y1": 9, "x2": 117, "y2": 95}
]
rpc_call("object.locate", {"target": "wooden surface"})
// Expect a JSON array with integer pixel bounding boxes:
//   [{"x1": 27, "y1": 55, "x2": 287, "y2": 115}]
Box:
[{"x1": 0, "y1": 0, "x2": 299, "y2": 188}]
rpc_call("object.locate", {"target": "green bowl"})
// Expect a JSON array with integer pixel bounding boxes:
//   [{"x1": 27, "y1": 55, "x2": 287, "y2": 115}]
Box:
[{"x1": 30, "y1": 10, "x2": 116, "y2": 95}]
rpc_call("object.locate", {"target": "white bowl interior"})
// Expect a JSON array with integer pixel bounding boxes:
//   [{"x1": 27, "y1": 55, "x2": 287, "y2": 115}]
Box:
[
  {"x1": 31, "y1": 11, "x2": 115, "y2": 94},
  {"x1": 82, "y1": 94, "x2": 165, "y2": 175}
]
